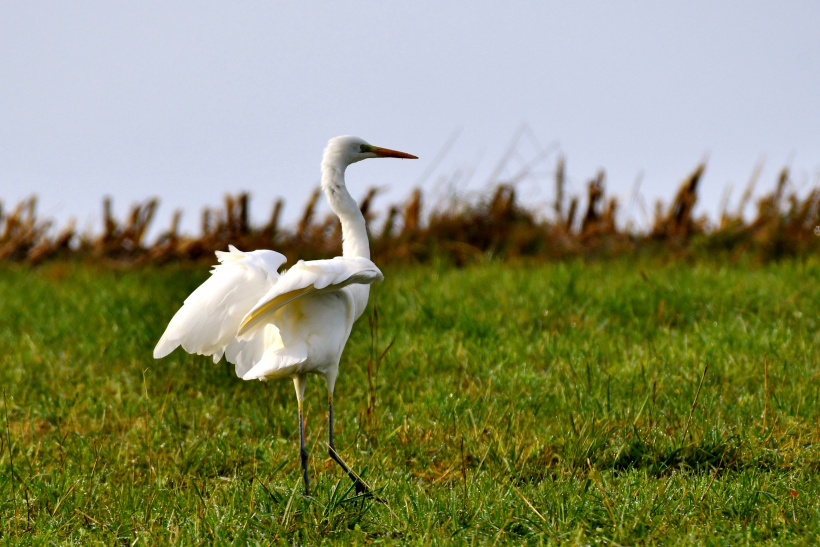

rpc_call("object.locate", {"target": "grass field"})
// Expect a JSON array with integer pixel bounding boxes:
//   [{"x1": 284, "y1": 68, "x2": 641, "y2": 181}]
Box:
[{"x1": 2, "y1": 257, "x2": 820, "y2": 545}]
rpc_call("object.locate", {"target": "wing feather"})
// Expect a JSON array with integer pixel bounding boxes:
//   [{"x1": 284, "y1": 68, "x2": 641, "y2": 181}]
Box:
[
  {"x1": 154, "y1": 251, "x2": 382, "y2": 382},
  {"x1": 237, "y1": 257, "x2": 383, "y2": 339},
  {"x1": 153, "y1": 246, "x2": 286, "y2": 377}
]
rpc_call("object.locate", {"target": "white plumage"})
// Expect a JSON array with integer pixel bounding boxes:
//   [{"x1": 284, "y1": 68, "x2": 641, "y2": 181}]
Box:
[
  {"x1": 153, "y1": 246, "x2": 382, "y2": 383},
  {"x1": 153, "y1": 246, "x2": 286, "y2": 376},
  {"x1": 153, "y1": 135, "x2": 416, "y2": 497}
]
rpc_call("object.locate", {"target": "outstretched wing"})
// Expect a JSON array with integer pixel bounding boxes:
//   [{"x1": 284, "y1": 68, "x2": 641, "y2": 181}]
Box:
[
  {"x1": 237, "y1": 256, "x2": 383, "y2": 340},
  {"x1": 153, "y1": 245, "x2": 286, "y2": 376}
]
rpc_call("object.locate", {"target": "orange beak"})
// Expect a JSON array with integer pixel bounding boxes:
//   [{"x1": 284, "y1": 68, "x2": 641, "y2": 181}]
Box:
[{"x1": 371, "y1": 146, "x2": 418, "y2": 159}]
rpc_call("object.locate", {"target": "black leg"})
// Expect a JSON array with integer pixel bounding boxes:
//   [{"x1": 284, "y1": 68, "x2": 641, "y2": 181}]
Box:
[
  {"x1": 327, "y1": 394, "x2": 368, "y2": 496},
  {"x1": 298, "y1": 401, "x2": 310, "y2": 496}
]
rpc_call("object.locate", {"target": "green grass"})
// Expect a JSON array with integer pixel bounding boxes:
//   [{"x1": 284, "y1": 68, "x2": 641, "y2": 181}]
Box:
[{"x1": 2, "y1": 257, "x2": 820, "y2": 545}]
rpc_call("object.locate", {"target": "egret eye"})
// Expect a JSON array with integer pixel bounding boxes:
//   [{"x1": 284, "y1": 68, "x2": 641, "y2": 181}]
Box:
[{"x1": 359, "y1": 144, "x2": 367, "y2": 153}]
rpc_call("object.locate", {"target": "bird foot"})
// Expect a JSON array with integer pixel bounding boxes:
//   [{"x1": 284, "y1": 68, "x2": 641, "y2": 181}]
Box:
[
  {"x1": 328, "y1": 443, "x2": 385, "y2": 503},
  {"x1": 352, "y1": 479, "x2": 389, "y2": 505},
  {"x1": 353, "y1": 479, "x2": 370, "y2": 496}
]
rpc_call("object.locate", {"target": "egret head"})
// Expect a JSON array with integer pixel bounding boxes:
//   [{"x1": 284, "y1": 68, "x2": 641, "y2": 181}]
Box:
[{"x1": 323, "y1": 136, "x2": 417, "y2": 168}]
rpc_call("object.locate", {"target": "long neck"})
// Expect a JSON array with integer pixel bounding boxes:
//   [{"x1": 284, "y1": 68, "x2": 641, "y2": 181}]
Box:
[{"x1": 320, "y1": 162, "x2": 370, "y2": 259}]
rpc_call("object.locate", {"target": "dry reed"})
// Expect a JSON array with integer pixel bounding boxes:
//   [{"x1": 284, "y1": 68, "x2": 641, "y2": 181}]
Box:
[{"x1": 5, "y1": 160, "x2": 820, "y2": 266}]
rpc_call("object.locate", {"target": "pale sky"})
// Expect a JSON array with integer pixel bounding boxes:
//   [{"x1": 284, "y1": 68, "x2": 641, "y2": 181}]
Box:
[{"x1": 1, "y1": 2, "x2": 818, "y2": 237}]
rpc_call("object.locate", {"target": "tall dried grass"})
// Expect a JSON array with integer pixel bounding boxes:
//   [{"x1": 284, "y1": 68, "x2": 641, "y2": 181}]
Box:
[{"x1": 3, "y1": 160, "x2": 819, "y2": 266}]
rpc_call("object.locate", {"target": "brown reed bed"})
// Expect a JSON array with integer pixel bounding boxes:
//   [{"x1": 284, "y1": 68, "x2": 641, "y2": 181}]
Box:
[{"x1": 2, "y1": 159, "x2": 819, "y2": 266}]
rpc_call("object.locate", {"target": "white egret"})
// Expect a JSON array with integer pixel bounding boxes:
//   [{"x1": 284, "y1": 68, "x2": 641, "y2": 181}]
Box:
[{"x1": 153, "y1": 136, "x2": 417, "y2": 496}]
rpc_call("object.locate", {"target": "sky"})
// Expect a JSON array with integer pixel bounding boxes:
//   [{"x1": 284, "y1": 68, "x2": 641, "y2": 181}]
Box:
[{"x1": 1, "y1": 2, "x2": 818, "y2": 237}]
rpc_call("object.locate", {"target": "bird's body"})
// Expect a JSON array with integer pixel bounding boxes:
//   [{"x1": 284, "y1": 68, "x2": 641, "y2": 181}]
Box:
[
  {"x1": 153, "y1": 249, "x2": 378, "y2": 389},
  {"x1": 153, "y1": 136, "x2": 417, "y2": 496}
]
